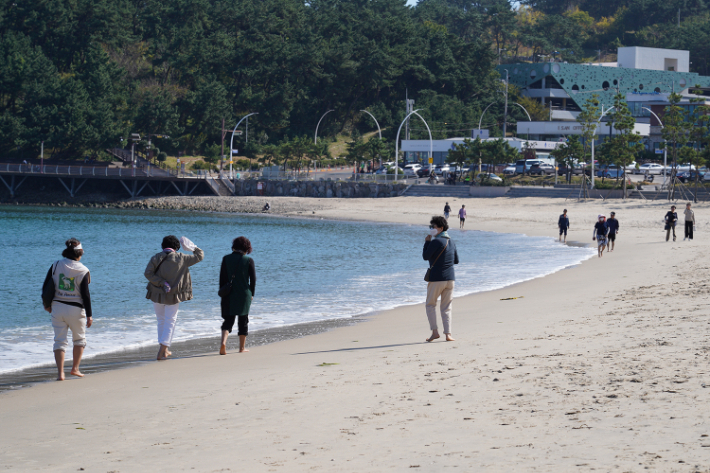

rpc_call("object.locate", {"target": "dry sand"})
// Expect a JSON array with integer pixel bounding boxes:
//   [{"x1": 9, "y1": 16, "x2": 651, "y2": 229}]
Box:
[{"x1": 2, "y1": 196, "x2": 710, "y2": 472}]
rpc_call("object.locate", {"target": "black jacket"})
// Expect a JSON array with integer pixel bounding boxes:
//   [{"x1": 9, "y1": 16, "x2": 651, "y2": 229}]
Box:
[{"x1": 423, "y1": 236, "x2": 459, "y2": 281}]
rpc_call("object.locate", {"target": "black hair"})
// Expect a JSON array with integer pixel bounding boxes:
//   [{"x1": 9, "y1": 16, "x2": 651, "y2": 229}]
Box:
[
  {"x1": 430, "y1": 216, "x2": 449, "y2": 232},
  {"x1": 61, "y1": 238, "x2": 84, "y2": 260},
  {"x1": 232, "y1": 236, "x2": 253, "y2": 254},
  {"x1": 161, "y1": 235, "x2": 181, "y2": 251}
]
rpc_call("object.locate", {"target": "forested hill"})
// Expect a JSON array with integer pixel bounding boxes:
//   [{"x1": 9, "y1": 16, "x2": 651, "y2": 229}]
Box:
[{"x1": 1, "y1": 0, "x2": 709, "y2": 159}]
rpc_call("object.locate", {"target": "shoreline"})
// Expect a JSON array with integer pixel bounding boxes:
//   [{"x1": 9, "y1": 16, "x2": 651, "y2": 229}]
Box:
[{"x1": 3, "y1": 196, "x2": 709, "y2": 470}]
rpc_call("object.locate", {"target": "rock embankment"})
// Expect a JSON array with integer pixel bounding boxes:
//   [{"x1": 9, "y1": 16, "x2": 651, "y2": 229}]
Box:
[{"x1": 116, "y1": 196, "x2": 327, "y2": 215}]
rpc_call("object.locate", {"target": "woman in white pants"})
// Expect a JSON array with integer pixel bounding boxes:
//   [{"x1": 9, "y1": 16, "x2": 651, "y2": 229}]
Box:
[
  {"x1": 42, "y1": 238, "x2": 93, "y2": 381},
  {"x1": 145, "y1": 235, "x2": 204, "y2": 360}
]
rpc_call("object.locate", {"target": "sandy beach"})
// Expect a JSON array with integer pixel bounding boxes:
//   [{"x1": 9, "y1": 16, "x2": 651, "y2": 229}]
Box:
[{"x1": 2, "y1": 196, "x2": 710, "y2": 471}]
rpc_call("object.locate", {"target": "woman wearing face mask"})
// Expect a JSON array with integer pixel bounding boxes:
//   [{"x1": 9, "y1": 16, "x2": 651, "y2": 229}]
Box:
[{"x1": 423, "y1": 216, "x2": 459, "y2": 342}]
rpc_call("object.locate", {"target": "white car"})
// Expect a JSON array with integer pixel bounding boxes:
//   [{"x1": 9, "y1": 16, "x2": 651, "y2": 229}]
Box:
[
  {"x1": 403, "y1": 164, "x2": 422, "y2": 176},
  {"x1": 436, "y1": 164, "x2": 451, "y2": 175},
  {"x1": 675, "y1": 163, "x2": 697, "y2": 172},
  {"x1": 637, "y1": 163, "x2": 665, "y2": 175},
  {"x1": 503, "y1": 164, "x2": 516, "y2": 175},
  {"x1": 476, "y1": 172, "x2": 503, "y2": 182},
  {"x1": 625, "y1": 161, "x2": 637, "y2": 172}
]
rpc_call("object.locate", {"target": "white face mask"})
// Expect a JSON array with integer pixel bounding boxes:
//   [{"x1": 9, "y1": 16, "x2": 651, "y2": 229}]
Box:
[{"x1": 429, "y1": 228, "x2": 439, "y2": 236}]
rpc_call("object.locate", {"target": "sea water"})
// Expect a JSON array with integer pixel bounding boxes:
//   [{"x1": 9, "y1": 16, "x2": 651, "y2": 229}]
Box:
[{"x1": 0, "y1": 205, "x2": 595, "y2": 374}]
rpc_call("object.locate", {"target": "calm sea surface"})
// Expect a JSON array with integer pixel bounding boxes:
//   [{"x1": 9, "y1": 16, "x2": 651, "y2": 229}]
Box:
[{"x1": 0, "y1": 205, "x2": 595, "y2": 374}]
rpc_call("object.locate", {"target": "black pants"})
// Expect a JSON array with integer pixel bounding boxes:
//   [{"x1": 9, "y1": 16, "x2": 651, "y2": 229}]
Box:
[
  {"x1": 221, "y1": 315, "x2": 248, "y2": 336},
  {"x1": 685, "y1": 221, "x2": 694, "y2": 240}
]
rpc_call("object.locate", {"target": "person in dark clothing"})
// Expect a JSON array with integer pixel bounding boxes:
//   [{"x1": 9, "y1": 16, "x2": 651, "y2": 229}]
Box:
[
  {"x1": 592, "y1": 215, "x2": 608, "y2": 258},
  {"x1": 219, "y1": 236, "x2": 256, "y2": 354},
  {"x1": 606, "y1": 212, "x2": 619, "y2": 251},
  {"x1": 558, "y1": 209, "x2": 570, "y2": 243},
  {"x1": 683, "y1": 202, "x2": 695, "y2": 241},
  {"x1": 423, "y1": 216, "x2": 459, "y2": 342},
  {"x1": 665, "y1": 206, "x2": 678, "y2": 242},
  {"x1": 443, "y1": 202, "x2": 451, "y2": 220},
  {"x1": 42, "y1": 238, "x2": 93, "y2": 381}
]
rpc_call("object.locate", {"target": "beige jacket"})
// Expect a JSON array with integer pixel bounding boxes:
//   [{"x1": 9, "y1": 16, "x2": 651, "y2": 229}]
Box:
[
  {"x1": 684, "y1": 208, "x2": 695, "y2": 224},
  {"x1": 145, "y1": 248, "x2": 204, "y2": 305}
]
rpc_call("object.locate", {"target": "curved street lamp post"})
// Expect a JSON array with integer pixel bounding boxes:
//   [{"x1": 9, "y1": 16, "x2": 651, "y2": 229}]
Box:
[
  {"x1": 230, "y1": 112, "x2": 258, "y2": 180},
  {"x1": 642, "y1": 107, "x2": 668, "y2": 186},
  {"x1": 590, "y1": 105, "x2": 615, "y2": 189},
  {"x1": 394, "y1": 110, "x2": 433, "y2": 181},
  {"x1": 360, "y1": 110, "x2": 383, "y2": 168}
]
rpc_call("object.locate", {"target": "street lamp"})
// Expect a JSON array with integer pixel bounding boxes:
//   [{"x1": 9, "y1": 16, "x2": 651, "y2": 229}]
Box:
[
  {"x1": 502, "y1": 69, "x2": 509, "y2": 138},
  {"x1": 230, "y1": 113, "x2": 258, "y2": 180},
  {"x1": 360, "y1": 110, "x2": 383, "y2": 168},
  {"x1": 130, "y1": 133, "x2": 140, "y2": 177},
  {"x1": 394, "y1": 110, "x2": 433, "y2": 181},
  {"x1": 642, "y1": 106, "x2": 668, "y2": 185}
]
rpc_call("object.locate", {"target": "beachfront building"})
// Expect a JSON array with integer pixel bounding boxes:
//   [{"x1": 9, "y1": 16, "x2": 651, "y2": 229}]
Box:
[
  {"x1": 401, "y1": 137, "x2": 563, "y2": 165},
  {"x1": 498, "y1": 47, "x2": 710, "y2": 146}
]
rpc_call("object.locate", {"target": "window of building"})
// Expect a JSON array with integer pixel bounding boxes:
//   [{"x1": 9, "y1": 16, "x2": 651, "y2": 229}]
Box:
[
  {"x1": 655, "y1": 87, "x2": 661, "y2": 93},
  {"x1": 602, "y1": 81, "x2": 610, "y2": 90},
  {"x1": 571, "y1": 84, "x2": 579, "y2": 92},
  {"x1": 639, "y1": 84, "x2": 644, "y2": 90}
]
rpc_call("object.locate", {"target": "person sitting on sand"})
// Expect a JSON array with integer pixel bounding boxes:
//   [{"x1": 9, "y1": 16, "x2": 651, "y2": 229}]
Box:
[
  {"x1": 423, "y1": 216, "x2": 459, "y2": 343},
  {"x1": 145, "y1": 235, "x2": 204, "y2": 361},
  {"x1": 592, "y1": 215, "x2": 608, "y2": 257},
  {"x1": 262, "y1": 202, "x2": 271, "y2": 213},
  {"x1": 219, "y1": 236, "x2": 256, "y2": 355},
  {"x1": 558, "y1": 209, "x2": 569, "y2": 243},
  {"x1": 42, "y1": 238, "x2": 93, "y2": 381}
]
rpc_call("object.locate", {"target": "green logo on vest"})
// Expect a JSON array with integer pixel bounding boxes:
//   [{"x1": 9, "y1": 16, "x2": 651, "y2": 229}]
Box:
[{"x1": 58, "y1": 274, "x2": 75, "y2": 291}]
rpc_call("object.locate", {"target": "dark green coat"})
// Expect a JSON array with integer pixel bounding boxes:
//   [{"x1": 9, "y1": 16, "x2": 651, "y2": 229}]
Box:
[{"x1": 219, "y1": 252, "x2": 255, "y2": 317}]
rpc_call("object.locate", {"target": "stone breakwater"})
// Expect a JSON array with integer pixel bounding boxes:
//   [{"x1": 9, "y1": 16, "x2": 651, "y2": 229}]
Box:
[
  {"x1": 116, "y1": 196, "x2": 327, "y2": 215},
  {"x1": 234, "y1": 179, "x2": 408, "y2": 198}
]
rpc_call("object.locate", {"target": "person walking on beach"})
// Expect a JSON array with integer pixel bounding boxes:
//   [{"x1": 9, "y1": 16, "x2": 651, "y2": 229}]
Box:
[
  {"x1": 219, "y1": 237, "x2": 256, "y2": 355},
  {"x1": 592, "y1": 215, "x2": 608, "y2": 257},
  {"x1": 42, "y1": 238, "x2": 93, "y2": 381},
  {"x1": 558, "y1": 209, "x2": 570, "y2": 243},
  {"x1": 444, "y1": 202, "x2": 451, "y2": 220},
  {"x1": 665, "y1": 206, "x2": 678, "y2": 242},
  {"x1": 684, "y1": 202, "x2": 695, "y2": 241},
  {"x1": 458, "y1": 205, "x2": 467, "y2": 229},
  {"x1": 423, "y1": 216, "x2": 459, "y2": 342},
  {"x1": 606, "y1": 212, "x2": 619, "y2": 252},
  {"x1": 144, "y1": 235, "x2": 204, "y2": 360}
]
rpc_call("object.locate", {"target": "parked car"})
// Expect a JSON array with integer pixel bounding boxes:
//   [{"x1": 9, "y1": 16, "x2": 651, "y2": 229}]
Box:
[
  {"x1": 599, "y1": 168, "x2": 626, "y2": 179},
  {"x1": 514, "y1": 159, "x2": 543, "y2": 175},
  {"x1": 638, "y1": 163, "x2": 665, "y2": 175},
  {"x1": 417, "y1": 164, "x2": 437, "y2": 177},
  {"x1": 558, "y1": 163, "x2": 585, "y2": 176},
  {"x1": 435, "y1": 164, "x2": 451, "y2": 175},
  {"x1": 677, "y1": 170, "x2": 705, "y2": 183},
  {"x1": 403, "y1": 164, "x2": 422, "y2": 176},
  {"x1": 529, "y1": 163, "x2": 556, "y2": 175},
  {"x1": 476, "y1": 172, "x2": 503, "y2": 183},
  {"x1": 503, "y1": 164, "x2": 517, "y2": 175}
]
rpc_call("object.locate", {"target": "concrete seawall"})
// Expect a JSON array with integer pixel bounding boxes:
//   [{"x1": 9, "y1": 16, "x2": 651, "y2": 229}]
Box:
[{"x1": 235, "y1": 180, "x2": 408, "y2": 198}]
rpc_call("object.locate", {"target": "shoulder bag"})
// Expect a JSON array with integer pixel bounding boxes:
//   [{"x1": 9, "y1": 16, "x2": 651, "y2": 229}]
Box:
[{"x1": 424, "y1": 240, "x2": 449, "y2": 282}]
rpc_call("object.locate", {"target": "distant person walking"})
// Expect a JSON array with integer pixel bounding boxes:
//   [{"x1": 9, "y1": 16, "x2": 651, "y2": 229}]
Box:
[
  {"x1": 42, "y1": 238, "x2": 93, "y2": 381},
  {"x1": 145, "y1": 235, "x2": 204, "y2": 360},
  {"x1": 458, "y1": 205, "x2": 467, "y2": 229},
  {"x1": 558, "y1": 209, "x2": 570, "y2": 243},
  {"x1": 423, "y1": 216, "x2": 459, "y2": 343},
  {"x1": 219, "y1": 237, "x2": 256, "y2": 355},
  {"x1": 592, "y1": 215, "x2": 608, "y2": 257},
  {"x1": 444, "y1": 202, "x2": 451, "y2": 220},
  {"x1": 665, "y1": 206, "x2": 678, "y2": 242},
  {"x1": 606, "y1": 212, "x2": 619, "y2": 251},
  {"x1": 684, "y1": 202, "x2": 695, "y2": 241}
]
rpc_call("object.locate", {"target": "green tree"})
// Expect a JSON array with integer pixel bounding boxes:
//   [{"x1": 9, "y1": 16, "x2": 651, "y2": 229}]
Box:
[
  {"x1": 551, "y1": 135, "x2": 584, "y2": 183},
  {"x1": 598, "y1": 93, "x2": 643, "y2": 198},
  {"x1": 661, "y1": 92, "x2": 694, "y2": 200}
]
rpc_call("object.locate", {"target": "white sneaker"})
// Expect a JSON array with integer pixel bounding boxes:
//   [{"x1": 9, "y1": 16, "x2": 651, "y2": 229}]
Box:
[{"x1": 684, "y1": 237, "x2": 687, "y2": 241}]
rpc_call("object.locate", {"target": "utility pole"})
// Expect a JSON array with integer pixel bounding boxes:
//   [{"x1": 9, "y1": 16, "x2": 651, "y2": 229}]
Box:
[
  {"x1": 503, "y1": 69, "x2": 509, "y2": 138},
  {"x1": 404, "y1": 92, "x2": 414, "y2": 164},
  {"x1": 220, "y1": 118, "x2": 226, "y2": 171},
  {"x1": 246, "y1": 115, "x2": 249, "y2": 144}
]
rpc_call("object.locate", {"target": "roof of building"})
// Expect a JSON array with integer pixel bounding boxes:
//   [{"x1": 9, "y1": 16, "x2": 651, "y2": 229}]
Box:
[{"x1": 497, "y1": 62, "x2": 710, "y2": 106}]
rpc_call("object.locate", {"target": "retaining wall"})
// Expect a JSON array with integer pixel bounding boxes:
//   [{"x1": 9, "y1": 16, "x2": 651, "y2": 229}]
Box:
[{"x1": 233, "y1": 179, "x2": 408, "y2": 198}]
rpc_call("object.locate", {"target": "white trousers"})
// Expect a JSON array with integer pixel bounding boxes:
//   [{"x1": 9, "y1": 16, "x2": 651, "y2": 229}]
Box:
[
  {"x1": 51, "y1": 302, "x2": 87, "y2": 352},
  {"x1": 153, "y1": 302, "x2": 180, "y2": 347},
  {"x1": 426, "y1": 280, "x2": 455, "y2": 334}
]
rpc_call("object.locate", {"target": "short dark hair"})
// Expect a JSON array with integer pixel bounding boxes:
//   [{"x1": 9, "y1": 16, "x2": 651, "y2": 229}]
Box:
[
  {"x1": 232, "y1": 236, "x2": 253, "y2": 254},
  {"x1": 161, "y1": 235, "x2": 181, "y2": 251},
  {"x1": 430, "y1": 216, "x2": 448, "y2": 231},
  {"x1": 61, "y1": 238, "x2": 84, "y2": 260}
]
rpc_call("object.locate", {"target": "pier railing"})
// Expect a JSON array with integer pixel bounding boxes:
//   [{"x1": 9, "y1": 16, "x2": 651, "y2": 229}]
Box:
[{"x1": 0, "y1": 163, "x2": 220, "y2": 180}]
